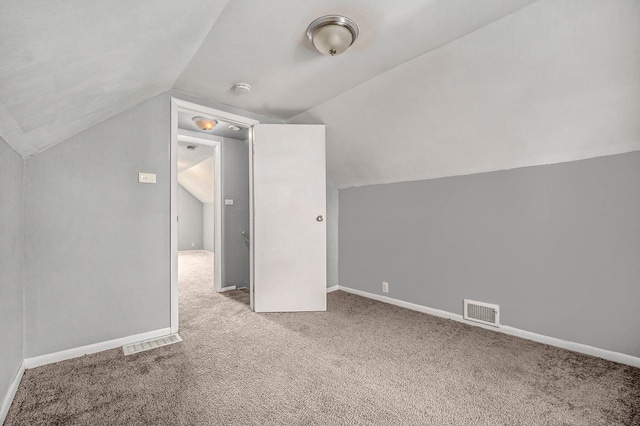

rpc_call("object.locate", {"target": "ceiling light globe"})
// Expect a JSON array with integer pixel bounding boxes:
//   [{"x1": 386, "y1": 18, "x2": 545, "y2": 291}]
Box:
[
  {"x1": 312, "y1": 25, "x2": 353, "y2": 56},
  {"x1": 306, "y1": 15, "x2": 359, "y2": 56},
  {"x1": 192, "y1": 116, "x2": 217, "y2": 131}
]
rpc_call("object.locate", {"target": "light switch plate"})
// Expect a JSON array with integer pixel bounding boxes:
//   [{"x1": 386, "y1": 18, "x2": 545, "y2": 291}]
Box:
[
  {"x1": 225, "y1": 199, "x2": 234, "y2": 206},
  {"x1": 139, "y1": 173, "x2": 156, "y2": 184}
]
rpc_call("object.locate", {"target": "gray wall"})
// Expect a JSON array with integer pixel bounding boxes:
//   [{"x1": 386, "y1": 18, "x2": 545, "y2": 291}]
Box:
[
  {"x1": 203, "y1": 203, "x2": 214, "y2": 252},
  {"x1": 222, "y1": 138, "x2": 250, "y2": 288},
  {"x1": 178, "y1": 184, "x2": 203, "y2": 250},
  {"x1": 0, "y1": 138, "x2": 24, "y2": 407},
  {"x1": 326, "y1": 179, "x2": 339, "y2": 288},
  {"x1": 17, "y1": 88, "x2": 324, "y2": 358},
  {"x1": 339, "y1": 152, "x2": 640, "y2": 357},
  {"x1": 24, "y1": 93, "x2": 171, "y2": 357}
]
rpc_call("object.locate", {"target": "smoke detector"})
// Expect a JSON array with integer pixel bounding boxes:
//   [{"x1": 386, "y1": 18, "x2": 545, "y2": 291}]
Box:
[{"x1": 232, "y1": 82, "x2": 251, "y2": 94}]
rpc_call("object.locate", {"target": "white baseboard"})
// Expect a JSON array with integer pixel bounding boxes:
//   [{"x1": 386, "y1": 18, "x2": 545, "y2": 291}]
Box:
[
  {"x1": 1, "y1": 360, "x2": 25, "y2": 425},
  {"x1": 337, "y1": 285, "x2": 640, "y2": 369},
  {"x1": 24, "y1": 328, "x2": 171, "y2": 369},
  {"x1": 326, "y1": 285, "x2": 339, "y2": 293},
  {"x1": 220, "y1": 286, "x2": 237, "y2": 292},
  {"x1": 496, "y1": 325, "x2": 640, "y2": 368}
]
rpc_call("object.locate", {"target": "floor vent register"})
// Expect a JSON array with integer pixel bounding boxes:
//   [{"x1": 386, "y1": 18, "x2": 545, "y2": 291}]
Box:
[{"x1": 123, "y1": 334, "x2": 182, "y2": 356}]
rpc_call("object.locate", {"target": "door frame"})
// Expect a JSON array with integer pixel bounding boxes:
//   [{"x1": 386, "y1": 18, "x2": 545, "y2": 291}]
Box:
[{"x1": 170, "y1": 97, "x2": 259, "y2": 333}]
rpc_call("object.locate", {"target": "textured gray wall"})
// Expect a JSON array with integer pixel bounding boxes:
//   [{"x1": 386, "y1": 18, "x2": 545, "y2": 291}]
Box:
[
  {"x1": 0, "y1": 138, "x2": 24, "y2": 405},
  {"x1": 203, "y1": 203, "x2": 214, "y2": 252},
  {"x1": 326, "y1": 179, "x2": 339, "y2": 288},
  {"x1": 24, "y1": 93, "x2": 171, "y2": 357},
  {"x1": 18, "y1": 89, "x2": 329, "y2": 358},
  {"x1": 178, "y1": 184, "x2": 203, "y2": 250},
  {"x1": 339, "y1": 152, "x2": 640, "y2": 357},
  {"x1": 222, "y1": 139, "x2": 250, "y2": 288}
]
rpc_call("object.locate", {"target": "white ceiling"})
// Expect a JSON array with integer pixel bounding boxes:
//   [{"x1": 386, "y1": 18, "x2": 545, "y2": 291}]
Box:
[
  {"x1": 0, "y1": 0, "x2": 230, "y2": 158},
  {"x1": 292, "y1": 0, "x2": 640, "y2": 188},
  {"x1": 174, "y1": 0, "x2": 537, "y2": 119},
  {"x1": 179, "y1": 163, "x2": 214, "y2": 204},
  {"x1": 178, "y1": 147, "x2": 215, "y2": 204},
  {"x1": 2, "y1": 0, "x2": 639, "y2": 189},
  {"x1": 177, "y1": 141, "x2": 215, "y2": 173}
]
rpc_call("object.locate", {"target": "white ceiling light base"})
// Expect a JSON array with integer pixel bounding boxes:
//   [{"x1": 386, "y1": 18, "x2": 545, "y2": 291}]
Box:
[
  {"x1": 232, "y1": 82, "x2": 251, "y2": 94},
  {"x1": 306, "y1": 15, "x2": 359, "y2": 56}
]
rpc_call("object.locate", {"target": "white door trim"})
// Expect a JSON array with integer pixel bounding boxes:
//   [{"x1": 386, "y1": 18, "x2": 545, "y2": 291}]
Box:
[
  {"x1": 170, "y1": 97, "x2": 258, "y2": 333},
  {"x1": 249, "y1": 126, "x2": 255, "y2": 311}
]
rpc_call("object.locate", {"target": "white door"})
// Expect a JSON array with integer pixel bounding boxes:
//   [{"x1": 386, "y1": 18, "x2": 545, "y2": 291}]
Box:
[{"x1": 252, "y1": 124, "x2": 326, "y2": 312}]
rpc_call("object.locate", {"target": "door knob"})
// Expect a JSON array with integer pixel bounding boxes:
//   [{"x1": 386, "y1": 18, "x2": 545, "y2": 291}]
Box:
[{"x1": 316, "y1": 215, "x2": 324, "y2": 222}]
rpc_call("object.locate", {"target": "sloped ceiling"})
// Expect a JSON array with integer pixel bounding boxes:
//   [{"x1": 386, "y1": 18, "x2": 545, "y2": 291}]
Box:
[
  {"x1": 0, "y1": 0, "x2": 230, "y2": 158},
  {"x1": 177, "y1": 141, "x2": 215, "y2": 173},
  {"x1": 2, "y1": 0, "x2": 638, "y2": 188},
  {"x1": 174, "y1": 0, "x2": 537, "y2": 119},
  {"x1": 291, "y1": 0, "x2": 640, "y2": 188},
  {"x1": 179, "y1": 157, "x2": 214, "y2": 204}
]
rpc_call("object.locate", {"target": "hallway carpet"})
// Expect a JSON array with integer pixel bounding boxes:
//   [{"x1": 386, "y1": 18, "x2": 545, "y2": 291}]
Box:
[{"x1": 5, "y1": 251, "x2": 640, "y2": 425}]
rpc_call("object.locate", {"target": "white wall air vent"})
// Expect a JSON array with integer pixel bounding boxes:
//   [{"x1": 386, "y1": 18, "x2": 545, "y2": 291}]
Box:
[{"x1": 463, "y1": 299, "x2": 500, "y2": 327}]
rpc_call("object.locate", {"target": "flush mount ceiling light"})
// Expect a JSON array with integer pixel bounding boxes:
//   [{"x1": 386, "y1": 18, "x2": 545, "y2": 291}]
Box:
[
  {"x1": 306, "y1": 15, "x2": 359, "y2": 56},
  {"x1": 192, "y1": 116, "x2": 217, "y2": 131},
  {"x1": 228, "y1": 125, "x2": 241, "y2": 131}
]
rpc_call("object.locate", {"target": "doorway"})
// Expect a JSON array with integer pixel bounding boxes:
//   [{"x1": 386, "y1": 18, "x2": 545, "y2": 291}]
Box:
[
  {"x1": 177, "y1": 138, "x2": 216, "y2": 251},
  {"x1": 176, "y1": 136, "x2": 217, "y2": 317},
  {"x1": 170, "y1": 98, "x2": 258, "y2": 333}
]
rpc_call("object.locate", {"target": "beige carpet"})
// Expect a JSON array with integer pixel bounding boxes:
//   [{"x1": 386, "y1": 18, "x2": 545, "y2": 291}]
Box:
[{"x1": 5, "y1": 251, "x2": 640, "y2": 425}]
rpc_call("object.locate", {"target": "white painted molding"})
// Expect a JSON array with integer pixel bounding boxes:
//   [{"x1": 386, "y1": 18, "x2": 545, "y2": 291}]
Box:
[
  {"x1": 326, "y1": 285, "x2": 339, "y2": 293},
  {"x1": 220, "y1": 286, "x2": 237, "y2": 292},
  {"x1": 337, "y1": 286, "x2": 640, "y2": 369},
  {"x1": 0, "y1": 360, "x2": 25, "y2": 425},
  {"x1": 24, "y1": 328, "x2": 171, "y2": 369},
  {"x1": 338, "y1": 286, "x2": 461, "y2": 321},
  {"x1": 178, "y1": 128, "x2": 225, "y2": 144},
  {"x1": 497, "y1": 325, "x2": 640, "y2": 368}
]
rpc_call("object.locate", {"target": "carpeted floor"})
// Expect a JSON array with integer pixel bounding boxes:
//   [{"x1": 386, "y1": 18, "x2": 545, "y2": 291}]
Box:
[{"x1": 5, "y1": 251, "x2": 640, "y2": 425}]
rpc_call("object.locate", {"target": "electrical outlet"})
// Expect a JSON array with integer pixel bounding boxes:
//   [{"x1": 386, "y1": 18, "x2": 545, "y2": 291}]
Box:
[
  {"x1": 382, "y1": 281, "x2": 389, "y2": 293},
  {"x1": 191, "y1": 242, "x2": 195, "y2": 248}
]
